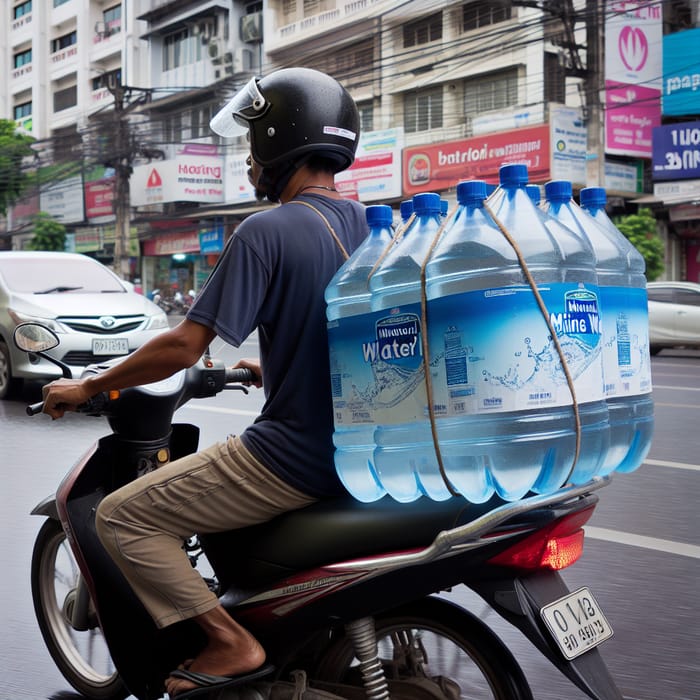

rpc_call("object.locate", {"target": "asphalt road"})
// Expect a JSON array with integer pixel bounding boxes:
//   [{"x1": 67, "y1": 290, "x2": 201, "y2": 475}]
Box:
[{"x1": 0, "y1": 335, "x2": 697, "y2": 700}]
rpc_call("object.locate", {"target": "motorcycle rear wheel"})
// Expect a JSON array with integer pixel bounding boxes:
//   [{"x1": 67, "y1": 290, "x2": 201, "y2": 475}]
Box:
[
  {"x1": 31, "y1": 519, "x2": 128, "y2": 700},
  {"x1": 315, "y1": 596, "x2": 533, "y2": 700}
]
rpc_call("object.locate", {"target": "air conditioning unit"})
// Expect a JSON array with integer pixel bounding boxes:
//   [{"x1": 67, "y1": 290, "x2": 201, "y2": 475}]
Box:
[
  {"x1": 240, "y1": 12, "x2": 262, "y2": 43},
  {"x1": 207, "y1": 39, "x2": 225, "y2": 62}
]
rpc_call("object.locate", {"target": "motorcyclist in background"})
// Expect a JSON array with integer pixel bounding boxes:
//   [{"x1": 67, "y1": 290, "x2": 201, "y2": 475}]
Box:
[{"x1": 41, "y1": 67, "x2": 367, "y2": 700}]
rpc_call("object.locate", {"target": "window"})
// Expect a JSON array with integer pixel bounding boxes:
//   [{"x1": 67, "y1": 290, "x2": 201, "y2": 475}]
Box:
[
  {"x1": 357, "y1": 101, "x2": 373, "y2": 133},
  {"x1": 14, "y1": 48, "x2": 32, "y2": 68},
  {"x1": 51, "y1": 31, "x2": 77, "y2": 53},
  {"x1": 14, "y1": 101, "x2": 32, "y2": 120},
  {"x1": 103, "y1": 4, "x2": 122, "y2": 35},
  {"x1": 403, "y1": 12, "x2": 442, "y2": 48},
  {"x1": 462, "y1": 1, "x2": 511, "y2": 31},
  {"x1": 544, "y1": 52, "x2": 566, "y2": 104},
  {"x1": 404, "y1": 87, "x2": 443, "y2": 133},
  {"x1": 464, "y1": 69, "x2": 518, "y2": 117},
  {"x1": 282, "y1": 0, "x2": 296, "y2": 23},
  {"x1": 53, "y1": 0, "x2": 70, "y2": 6},
  {"x1": 14, "y1": 0, "x2": 32, "y2": 19},
  {"x1": 163, "y1": 28, "x2": 203, "y2": 71},
  {"x1": 54, "y1": 85, "x2": 77, "y2": 112}
]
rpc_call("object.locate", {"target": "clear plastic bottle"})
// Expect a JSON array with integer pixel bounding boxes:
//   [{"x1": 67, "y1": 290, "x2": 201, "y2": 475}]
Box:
[
  {"x1": 369, "y1": 192, "x2": 447, "y2": 502},
  {"x1": 325, "y1": 205, "x2": 394, "y2": 501},
  {"x1": 580, "y1": 186, "x2": 654, "y2": 473},
  {"x1": 485, "y1": 165, "x2": 609, "y2": 494},
  {"x1": 544, "y1": 180, "x2": 636, "y2": 476}
]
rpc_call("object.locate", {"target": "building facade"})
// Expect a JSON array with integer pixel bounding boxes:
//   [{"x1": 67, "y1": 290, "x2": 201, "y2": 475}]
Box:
[{"x1": 1, "y1": 0, "x2": 698, "y2": 285}]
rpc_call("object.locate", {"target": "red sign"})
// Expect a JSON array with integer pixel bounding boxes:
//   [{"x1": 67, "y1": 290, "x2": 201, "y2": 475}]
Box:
[
  {"x1": 143, "y1": 230, "x2": 200, "y2": 256},
  {"x1": 85, "y1": 178, "x2": 115, "y2": 220},
  {"x1": 402, "y1": 125, "x2": 551, "y2": 195}
]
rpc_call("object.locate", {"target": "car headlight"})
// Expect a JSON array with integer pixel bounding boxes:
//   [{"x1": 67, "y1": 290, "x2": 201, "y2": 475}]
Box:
[
  {"x1": 145, "y1": 312, "x2": 169, "y2": 330},
  {"x1": 8, "y1": 309, "x2": 70, "y2": 333}
]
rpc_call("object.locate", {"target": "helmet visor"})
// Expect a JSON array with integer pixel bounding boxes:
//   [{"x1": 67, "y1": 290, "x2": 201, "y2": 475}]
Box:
[{"x1": 210, "y1": 77, "x2": 269, "y2": 138}]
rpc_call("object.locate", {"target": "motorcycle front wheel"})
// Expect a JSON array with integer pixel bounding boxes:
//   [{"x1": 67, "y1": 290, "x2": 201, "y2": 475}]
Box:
[
  {"x1": 315, "y1": 596, "x2": 533, "y2": 700},
  {"x1": 31, "y1": 519, "x2": 127, "y2": 700}
]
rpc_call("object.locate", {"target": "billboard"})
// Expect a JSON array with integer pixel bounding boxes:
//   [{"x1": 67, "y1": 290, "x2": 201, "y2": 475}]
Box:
[
  {"x1": 662, "y1": 28, "x2": 700, "y2": 117},
  {"x1": 652, "y1": 121, "x2": 700, "y2": 181},
  {"x1": 604, "y1": 1, "x2": 663, "y2": 157},
  {"x1": 402, "y1": 124, "x2": 550, "y2": 195}
]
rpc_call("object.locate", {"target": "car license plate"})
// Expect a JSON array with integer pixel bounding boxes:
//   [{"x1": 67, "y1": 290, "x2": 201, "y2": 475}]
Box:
[
  {"x1": 92, "y1": 338, "x2": 129, "y2": 356},
  {"x1": 540, "y1": 587, "x2": 613, "y2": 660}
]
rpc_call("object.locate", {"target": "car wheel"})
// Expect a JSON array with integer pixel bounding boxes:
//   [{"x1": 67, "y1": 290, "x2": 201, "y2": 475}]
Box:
[{"x1": 0, "y1": 340, "x2": 22, "y2": 400}]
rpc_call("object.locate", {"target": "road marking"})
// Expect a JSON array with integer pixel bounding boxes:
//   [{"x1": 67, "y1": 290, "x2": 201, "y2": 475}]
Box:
[
  {"x1": 179, "y1": 404, "x2": 259, "y2": 417},
  {"x1": 653, "y1": 402, "x2": 699, "y2": 409},
  {"x1": 643, "y1": 458, "x2": 700, "y2": 472},
  {"x1": 585, "y1": 526, "x2": 700, "y2": 560},
  {"x1": 652, "y1": 384, "x2": 700, "y2": 391}
]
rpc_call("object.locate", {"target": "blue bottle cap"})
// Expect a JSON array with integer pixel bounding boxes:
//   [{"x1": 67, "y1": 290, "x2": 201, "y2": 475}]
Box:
[
  {"x1": 580, "y1": 187, "x2": 606, "y2": 208},
  {"x1": 456, "y1": 180, "x2": 487, "y2": 204},
  {"x1": 400, "y1": 199, "x2": 414, "y2": 220},
  {"x1": 440, "y1": 199, "x2": 448, "y2": 216},
  {"x1": 499, "y1": 163, "x2": 529, "y2": 186},
  {"x1": 412, "y1": 192, "x2": 441, "y2": 215},
  {"x1": 366, "y1": 204, "x2": 393, "y2": 228},
  {"x1": 525, "y1": 184, "x2": 541, "y2": 205},
  {"x1": 544, "y1": 180, "x2": 573, "y2": 202}
]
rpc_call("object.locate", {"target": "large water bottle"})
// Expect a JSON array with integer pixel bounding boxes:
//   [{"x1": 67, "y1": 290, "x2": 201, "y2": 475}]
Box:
[
  {"x1": 580, "y1": 186, "x2": 654, "y2": 473},
  {"x1": 485, "y1": 165, "x2": 609, "y2": 494},
  {"x1": 325, "y1": 204, "x2": 394, "y2": 501},
  {"x1": 368, "y1": 192, "x2": 448, "y2": 502},
  {"x1": 543, "y1": 181, "x2": 632, "y2": 475}
]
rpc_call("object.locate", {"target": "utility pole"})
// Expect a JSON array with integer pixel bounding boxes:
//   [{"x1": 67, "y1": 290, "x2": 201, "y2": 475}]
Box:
[{"x1": 585, "y1": 0, "x2": 605, "y2": 187}]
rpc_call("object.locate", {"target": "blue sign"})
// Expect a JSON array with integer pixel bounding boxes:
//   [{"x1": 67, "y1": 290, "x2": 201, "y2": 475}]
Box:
[
  {"x1": 652, "y1": 121, "x2": 700, "y2": 181},
  {"x1": 663, "y1": 28, "x2": 700, "y2": 117},
  {"x1": 198, "y1": 227, "x2": 224, "y2": 254}
]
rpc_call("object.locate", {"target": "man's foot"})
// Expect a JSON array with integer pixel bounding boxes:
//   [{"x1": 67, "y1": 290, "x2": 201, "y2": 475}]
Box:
[{"x1": 165, "y1": 606, "x2": 267, "y2": 698}]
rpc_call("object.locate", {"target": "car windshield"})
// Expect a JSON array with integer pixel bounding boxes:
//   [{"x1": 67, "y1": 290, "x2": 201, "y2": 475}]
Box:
[{"x1": 0, "y1": 259, "x2": 125, "y2": 294}]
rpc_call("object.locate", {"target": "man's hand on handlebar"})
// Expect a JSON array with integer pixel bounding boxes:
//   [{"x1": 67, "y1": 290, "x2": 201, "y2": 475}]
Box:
[
  {"x1": 233, "y1": 358, "x2": 262, "y2": 388},
  {"x1": 42, "y1": 379, "x2": 94, "y2": 420}
]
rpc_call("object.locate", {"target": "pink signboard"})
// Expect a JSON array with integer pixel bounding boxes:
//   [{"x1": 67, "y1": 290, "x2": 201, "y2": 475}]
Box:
[
  {"x1": 402, "y1": 125, "x2": 550, "y2": 195},
  {"x1": 604, "y1": 2, "x2": 662, "y2": 157}
]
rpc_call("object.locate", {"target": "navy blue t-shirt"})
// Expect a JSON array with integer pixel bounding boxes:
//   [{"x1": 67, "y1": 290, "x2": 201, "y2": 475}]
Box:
[{"x1": 187, "y1": 194, "x2": 367, "y2": 498}]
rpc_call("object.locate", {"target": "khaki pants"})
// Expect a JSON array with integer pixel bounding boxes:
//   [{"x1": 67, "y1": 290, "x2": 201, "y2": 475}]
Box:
[{"x1": 95, "y1": 436, "x2": 315, "y2": 629}]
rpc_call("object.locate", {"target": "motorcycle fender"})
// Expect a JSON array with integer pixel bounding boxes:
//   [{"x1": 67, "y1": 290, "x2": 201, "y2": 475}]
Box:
[
  {"x1": 30, "y1": 495, "x2": 58, "y2": 520},
  {"x1": 473, "y1": 572, "x2": 623, "y2": 700}
]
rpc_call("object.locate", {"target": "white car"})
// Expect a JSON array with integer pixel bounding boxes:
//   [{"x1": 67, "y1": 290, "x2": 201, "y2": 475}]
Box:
[
  {"x1": 0, "y1": 251, "x2": 169, "y2": 399},
  {"x1": 647, "y1": 281, "x2": 700, "y2": 355}
]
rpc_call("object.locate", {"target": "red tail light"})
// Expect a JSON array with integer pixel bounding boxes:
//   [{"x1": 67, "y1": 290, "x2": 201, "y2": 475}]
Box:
[{"x1": 487, "y1": 504, "x2": 595, "y2": 572}]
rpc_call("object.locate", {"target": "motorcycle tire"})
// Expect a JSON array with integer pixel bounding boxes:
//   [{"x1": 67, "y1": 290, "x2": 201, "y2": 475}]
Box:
[
  {"x1": 31, "y1": 519, "x2": 128, "y2": 700},
  {"x1": 314, "y1": 596, "x2": 533, "y2": 700}
]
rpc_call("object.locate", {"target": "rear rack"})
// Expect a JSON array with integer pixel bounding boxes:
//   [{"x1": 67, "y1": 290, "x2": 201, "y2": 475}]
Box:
[{"x1": 327, "y1": 476, "x2": 611, "y2": 573}]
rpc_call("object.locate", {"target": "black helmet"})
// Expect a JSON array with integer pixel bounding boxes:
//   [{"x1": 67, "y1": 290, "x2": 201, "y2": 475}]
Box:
[{"x1": 210, "y1": 67, "x2": 360, "y2": 173}]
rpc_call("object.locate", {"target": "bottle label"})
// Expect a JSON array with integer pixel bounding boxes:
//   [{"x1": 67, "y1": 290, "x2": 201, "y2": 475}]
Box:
[
  {"x1": 327, "y1": 304, "x2": 427, "y2": 427},
  {"x1": 600, "y1": 286, "x2": 652, "y2": 397},
  {"x1": 427, "y1": 282, "x2": 605, "y2": 414}
]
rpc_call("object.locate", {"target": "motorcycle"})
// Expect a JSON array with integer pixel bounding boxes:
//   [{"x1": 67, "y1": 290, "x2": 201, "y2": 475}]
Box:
[{"x1": 16, "y1": 321, "x2": 625, "y2": 700}]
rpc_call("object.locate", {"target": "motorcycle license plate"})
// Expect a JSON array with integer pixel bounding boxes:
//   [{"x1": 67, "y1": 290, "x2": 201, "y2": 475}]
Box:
[
  {"x1": 540, "y1": 587, "x2": 613, "y2": 660},
  {"x1": 92, "y1": 338, "x2": 129, "y2": 356}
]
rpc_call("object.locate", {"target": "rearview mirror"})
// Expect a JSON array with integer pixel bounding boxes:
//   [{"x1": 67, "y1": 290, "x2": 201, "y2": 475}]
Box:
[{"x1": 13, "y1": 323, "x2": 60, "y2": 353}]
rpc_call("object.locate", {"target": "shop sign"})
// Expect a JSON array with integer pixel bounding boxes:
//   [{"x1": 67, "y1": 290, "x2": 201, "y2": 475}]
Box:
[
  {"x1": 653, "y1": 179, "x2": 700, "y2": 204},
  {"x1": 402, "y1": 124, "x2": 550, "y2": 195},
  {"x1": 662, "y1": 28, "x2": 700, "y2": 117},
  {"x1": 131, "y1": 155, "x2": 225, "y2": 205},
  {"x1": 652, "y1": 121, "x2": 700, "y2": 181},
  {"x1": 85, "y1": 177, "x2": 116, "y2": 222},
  {"x1": 335, "y1": 128, "x2": 404, "y2": 202},
  {"x1": 39, "y1": 174, "x2": 85, "y2": 224},
  {"x1": 549, "y1": 106, "x2": 587, "y2": 185},
  {"x1": 604, "y1": 160, "x2": 643, "y2": 194},
  {"x1": 472, "y1": 104, "x2": 544, "y2": 136},
  {"x1": 199, "y1": 227, "x2": 224, "y2": 254},
  {"x1": 604, "y1": 1, "x2": 662, "y2": 157},
  {"x1": 143, "y1": 230, "x2": 200, "y2": 256},
  {"x1": 74, "y1": 229, "x2": 101, "y2": 253},
  {"x1": 224, "y1": 154, "x2": 256, "y2": 204},
  {"x1": 669, "y1": 203, "x2": 700, "y2": 223}
]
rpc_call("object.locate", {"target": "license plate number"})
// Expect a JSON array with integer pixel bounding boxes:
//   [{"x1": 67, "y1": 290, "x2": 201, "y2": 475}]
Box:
[
  {"x1": 540, "y1": 587, "x2": 613, "y2": 660},
  {"x1": 92, "y1": 338, "x2": 129, "y2": 356}
]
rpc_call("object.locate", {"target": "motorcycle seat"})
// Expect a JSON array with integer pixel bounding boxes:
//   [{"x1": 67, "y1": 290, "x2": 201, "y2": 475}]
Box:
[{"x1": 202, "y1": 492, "x2": 508, "y2": 590}]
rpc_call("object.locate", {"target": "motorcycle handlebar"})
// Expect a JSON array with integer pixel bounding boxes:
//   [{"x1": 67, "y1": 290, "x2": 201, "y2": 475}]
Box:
[{"x1": 226, "y1": 367, "x2": 258, "y2": 384}]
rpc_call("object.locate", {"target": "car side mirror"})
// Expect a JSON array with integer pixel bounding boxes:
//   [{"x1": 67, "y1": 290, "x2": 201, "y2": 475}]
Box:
[{"x1": 13, "y1": 323, "x2": 59, "y2": 353}]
